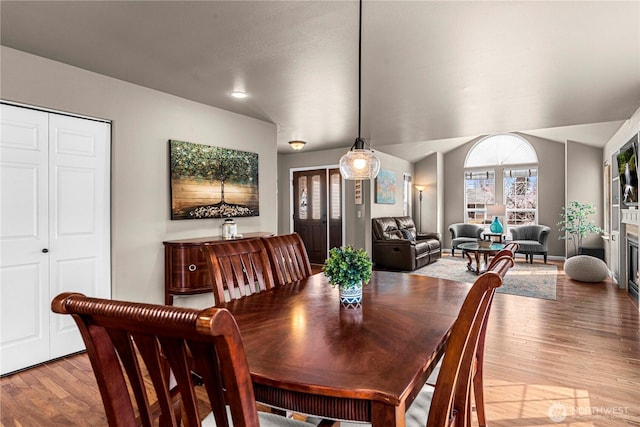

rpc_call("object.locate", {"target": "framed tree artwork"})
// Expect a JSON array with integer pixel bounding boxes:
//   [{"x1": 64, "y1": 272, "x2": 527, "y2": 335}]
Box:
[{"x1": 169, "y1": 140, "x2": 259, "y2": 219}]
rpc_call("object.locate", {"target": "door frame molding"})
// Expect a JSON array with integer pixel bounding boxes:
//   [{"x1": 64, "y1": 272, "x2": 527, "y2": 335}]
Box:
[
  {"x1": 1, "y1": 100, "x2": 110, "y2": 124},
  {"x1": 289, "y1": 164, "x2": 345, "y2": 251}
]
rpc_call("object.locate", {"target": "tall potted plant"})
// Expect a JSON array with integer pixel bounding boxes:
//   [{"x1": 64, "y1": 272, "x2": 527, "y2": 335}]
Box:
[
  {"x1": 557, "y1": 201, "x2": 603, "y2": 256},
  {"x1": 322, "y1": 246, "x2": 372, "y2": 308}
]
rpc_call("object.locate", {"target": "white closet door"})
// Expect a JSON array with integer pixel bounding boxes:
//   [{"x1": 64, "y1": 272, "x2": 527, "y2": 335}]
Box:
[
  {"x1": 0, "y1": 104, "x2": 111, "y2": 374},
  {"x1": 48, "y1": 113, "x2": 110, "y2": 358},
  {"x1": 0, "y1": 105, "x2": 51, "y2": 373}
]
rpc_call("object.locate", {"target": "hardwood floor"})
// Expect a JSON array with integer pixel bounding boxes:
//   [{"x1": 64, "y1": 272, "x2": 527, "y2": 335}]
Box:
[
  {"x1": 480, "y1": 257, "x2": 640, "y2": 427},
  {"x1": 2, "y1": 257, "x2": 638, "y2": 426}
]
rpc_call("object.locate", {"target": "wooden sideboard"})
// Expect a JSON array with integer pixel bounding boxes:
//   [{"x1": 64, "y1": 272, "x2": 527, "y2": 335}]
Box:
[{"x1": 163, "y1": 232, "x2": 274, "y2": 305}]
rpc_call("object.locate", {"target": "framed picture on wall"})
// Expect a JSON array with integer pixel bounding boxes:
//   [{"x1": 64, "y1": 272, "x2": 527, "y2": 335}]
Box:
[
  {"x1": 375, "y1": 169, "x2": 396, "y2": 204},
  {"x1": 169, "y1": 139, "x2": 259, "y2": 219}
]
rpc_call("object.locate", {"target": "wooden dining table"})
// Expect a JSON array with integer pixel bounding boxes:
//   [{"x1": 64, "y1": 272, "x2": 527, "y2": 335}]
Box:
[{"x1": 220, "y1": 270, "x2": 472, "y2": 427}]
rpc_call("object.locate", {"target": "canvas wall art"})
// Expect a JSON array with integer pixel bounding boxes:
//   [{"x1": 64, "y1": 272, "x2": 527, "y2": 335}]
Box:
[
  {"x1": 169, "y1": 140, "x2": 259, "y2": 219},
  {"x1": 375, "y1": 169, "x2": 396, "y2": 204}
]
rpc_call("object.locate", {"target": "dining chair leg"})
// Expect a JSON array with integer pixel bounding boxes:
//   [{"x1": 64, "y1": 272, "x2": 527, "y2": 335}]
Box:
[{"x1": 474, "y1": 334, "x2": 488, "y2": 427}]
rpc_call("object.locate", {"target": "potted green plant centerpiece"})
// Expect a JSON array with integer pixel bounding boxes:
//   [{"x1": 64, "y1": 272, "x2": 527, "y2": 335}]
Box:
[
  {"x1": 323, "y1": 246, "x2": 372, "y2": 308},
  {"x1": 557, "y1": 201, "x2": 603, "y2": 256}
]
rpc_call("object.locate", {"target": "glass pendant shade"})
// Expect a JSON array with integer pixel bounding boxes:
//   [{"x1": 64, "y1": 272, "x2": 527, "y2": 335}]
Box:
[{"x1": 339, "y1": 138, "x2": 381, "y2": 180}]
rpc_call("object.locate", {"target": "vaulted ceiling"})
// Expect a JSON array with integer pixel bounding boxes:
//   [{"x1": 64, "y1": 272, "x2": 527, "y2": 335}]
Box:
[{"x1": 2, "y1": 1, "x2": 639, "y2": 162}]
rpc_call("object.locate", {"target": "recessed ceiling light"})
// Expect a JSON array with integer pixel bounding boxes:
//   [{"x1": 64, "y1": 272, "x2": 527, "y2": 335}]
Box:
[{"x1": 230, "y1": 91, "x2": 248, "y2": 99}]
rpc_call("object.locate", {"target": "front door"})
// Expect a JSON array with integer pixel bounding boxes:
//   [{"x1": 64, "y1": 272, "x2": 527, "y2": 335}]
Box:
[
  {"x1": 292, "y1": 168, "x2": 343, "y2": 264},
  {"x1": 293, "y1": 170, "x2": 327, "y2": 264}
]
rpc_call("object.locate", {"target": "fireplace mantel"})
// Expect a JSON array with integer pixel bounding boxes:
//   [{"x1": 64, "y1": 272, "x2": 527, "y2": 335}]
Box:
[{"x1": 621, "y1": 208, "x2": 639, "y2": 226}]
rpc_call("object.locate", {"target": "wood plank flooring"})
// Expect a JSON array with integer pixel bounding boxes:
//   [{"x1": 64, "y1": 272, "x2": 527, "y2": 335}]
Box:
[{"x1": 1, "y1": 256, "x2": 638, "y2": 426}]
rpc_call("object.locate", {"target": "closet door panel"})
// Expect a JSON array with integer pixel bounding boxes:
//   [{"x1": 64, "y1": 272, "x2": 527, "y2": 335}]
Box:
[
  {"x1": 0, "y1": 105, "x2": 50, "y2": 374},
  {"x1": 48, "y1": 114, "x2": 110, "y2": 358},
  {"x1": 0, "y1": 104, "x2": 111, "y2": 373}
]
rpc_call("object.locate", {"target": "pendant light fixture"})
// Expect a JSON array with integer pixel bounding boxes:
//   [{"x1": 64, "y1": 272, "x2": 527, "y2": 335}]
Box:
[{"x1": 339, "y1": 0, "x2": 380, "y2": 180}]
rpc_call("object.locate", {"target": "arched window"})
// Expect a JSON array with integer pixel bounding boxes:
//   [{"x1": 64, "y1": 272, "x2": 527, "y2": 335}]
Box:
[
  {"x1": 463, "y1": 134, "x2": 539, "y2": 233},
  {"x1": 465, "y1": 133, "x2": 538, "y2": 168}
]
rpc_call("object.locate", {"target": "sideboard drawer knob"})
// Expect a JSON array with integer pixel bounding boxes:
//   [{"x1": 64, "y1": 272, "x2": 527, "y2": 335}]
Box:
[{"x1": 188, "y1": 264, "x2": 197, "y2": 272}]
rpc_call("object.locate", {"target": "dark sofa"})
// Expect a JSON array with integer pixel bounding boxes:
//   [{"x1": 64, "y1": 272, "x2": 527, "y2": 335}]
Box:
[{"x1": 371, "y1": 216, "x2": 441, "y2": 271}]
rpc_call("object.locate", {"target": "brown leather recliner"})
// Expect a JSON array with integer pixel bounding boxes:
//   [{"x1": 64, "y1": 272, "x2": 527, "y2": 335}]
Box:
[{"x1": 372, "y1": 216, "x2": 441, "y2": 271}]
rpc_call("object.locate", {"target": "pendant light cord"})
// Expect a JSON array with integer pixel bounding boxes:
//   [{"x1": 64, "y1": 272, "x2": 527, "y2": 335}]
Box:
[{"x1": 358, "y1": 0, "x2": 362, "y2": 140}]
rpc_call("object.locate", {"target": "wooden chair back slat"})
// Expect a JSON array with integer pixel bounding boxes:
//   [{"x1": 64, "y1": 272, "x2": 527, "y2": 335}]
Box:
[
  {"x1": 457, "y1": 245, "x2": 517, "y2": 427},
  {"x1": 202, "y1": 238, "x2": 275, "y2": 305},
  {"x1": 261, "y1": 233, "x2": 312, "y2": 286},
  {"x1": 427, "y1": 271, "x2": 504, "y2": 427},
  {"x1": 103, "y1": 329, "x2": 154, "y2": 426},
  {"x1": 51, "y1": 292, "x2": 261, "y2": 427},
  {"x1": 130, "y1": 332, "x2": 176, "y2": 427}
]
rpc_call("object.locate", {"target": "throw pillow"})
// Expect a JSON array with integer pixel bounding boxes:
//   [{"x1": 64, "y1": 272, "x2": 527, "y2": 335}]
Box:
[{"x1": 400, "y1": 229, "x2": 415, "y2": 241}]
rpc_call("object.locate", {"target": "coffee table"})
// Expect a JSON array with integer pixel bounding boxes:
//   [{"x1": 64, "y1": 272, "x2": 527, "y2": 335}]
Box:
[{"x1": 457, "y1": 241, "x2": 505, "y2": 274}]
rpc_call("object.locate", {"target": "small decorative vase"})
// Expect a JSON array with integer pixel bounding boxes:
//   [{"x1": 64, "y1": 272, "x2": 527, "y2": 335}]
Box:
[
  {"x1": 339, "y1": 284, "x2": 363, "y2": 309},
  {"x1": 489, "y1": 216, "x2": 503, "y2": 233}
]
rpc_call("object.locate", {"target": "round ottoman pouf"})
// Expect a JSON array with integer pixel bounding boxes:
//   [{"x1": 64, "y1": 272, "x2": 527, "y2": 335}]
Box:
[{"x1": 564, "y1": 255, "x2": 609, "y2": 283}]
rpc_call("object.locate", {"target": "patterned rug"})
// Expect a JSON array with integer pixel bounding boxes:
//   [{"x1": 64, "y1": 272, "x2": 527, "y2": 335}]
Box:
[{"x1": 411, "y1": 256, "x2": 558, "y2": 300}]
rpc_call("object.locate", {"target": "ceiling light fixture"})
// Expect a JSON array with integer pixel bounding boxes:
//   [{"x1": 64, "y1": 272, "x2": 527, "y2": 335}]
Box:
[
  {"x1": 230, "y1": 91, "x2": 248, "y2": 99},
  {"x1": 288, "y1": 140, "x2": 306, "y2": 151},
  {"x1": 339, "y1": 0, "x2": 380, "y2": 181}
]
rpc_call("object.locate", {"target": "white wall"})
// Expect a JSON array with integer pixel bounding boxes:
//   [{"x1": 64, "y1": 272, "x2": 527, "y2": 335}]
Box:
[
  {"x1": 1, "y1": 47, "x2": 277, "y2": 308},
  {"x1": 565, "y1": 141, "x2": 604, "y2": 257},
  {"x1": 414, "y1": 153, "x2": 441, "y2": 234},
  {"x1": 369, "y1": 152, "x2": 414, "y2": 220},
  {"x1": 442, "y1": 133, "x2": 566, "y2": 257},
  {"x1": 604, "y1": 107, "x2": 640, "y2": 160}
]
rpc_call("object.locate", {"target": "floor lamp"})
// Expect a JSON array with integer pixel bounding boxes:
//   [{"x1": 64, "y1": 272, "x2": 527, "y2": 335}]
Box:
[{"x1": 415, "y1": 185, "x2": 424, "y2": 233}]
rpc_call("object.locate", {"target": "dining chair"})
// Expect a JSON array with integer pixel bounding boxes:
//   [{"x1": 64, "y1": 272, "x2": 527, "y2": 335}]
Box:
[
  {"x1": 472, "y1": 252, "x2": 515, "y2": 427},
  {"x1": 486, "y1": 242, "x2": 519, "y2": 271},
  {"x1": 203, "y1": 238, "x2": 338, "y2": 427},
  {"x1": 51, "y1": 292, "x2": 319, "y2": 427},
  {"x1": 341, "y1": 255, "x2": 509, "y2": 427},
  {"x1": 202, "y1": 238, "x2": 276, "y2": 306},
  {"x1": 261, "y1": 233, "x2": 313, "y2": 286},
  {"x1": 422, "y1": 249, "x2": 516, "y2": 427}
]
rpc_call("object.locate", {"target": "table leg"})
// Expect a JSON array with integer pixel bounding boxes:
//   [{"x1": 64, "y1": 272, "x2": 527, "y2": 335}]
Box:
[
  {"x1": 371, "y1": 400, "x2": 405, "y2": 427},
  {"x1": 481, "y1": 252, "x2": 490, "y2": 273},
  {"x1": 463, "y1": 250, "x2": 475, "y2": 273}
]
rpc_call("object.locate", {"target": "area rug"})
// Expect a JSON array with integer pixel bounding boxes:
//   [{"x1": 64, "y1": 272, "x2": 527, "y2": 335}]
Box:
[{"x1": 411, "y1": 256, "x2": 557, "y2": 300}]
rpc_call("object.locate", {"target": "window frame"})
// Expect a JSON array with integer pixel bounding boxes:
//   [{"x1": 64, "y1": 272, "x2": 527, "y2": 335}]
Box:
[
  {"x1": 464, "y1": 169, "x2": 496, "y2": 226},
  {"x1": 463, "y1": 134, "x2": 539, "y2": 233},
  {"x1": 503, "y1": 168, "x2": 539, "y2": 234}
]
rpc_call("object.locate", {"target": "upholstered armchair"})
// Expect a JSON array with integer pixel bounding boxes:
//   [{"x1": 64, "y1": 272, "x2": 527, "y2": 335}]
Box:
[
  {"x1": 449, "y1": 223, "x2": 484, "y2": 256},
  {"x1": 372, "y1": 216, "x2": 441, "y2": 271},
  {"x1": 510, "y1": 224, "x2": 551, "y2": 263}
]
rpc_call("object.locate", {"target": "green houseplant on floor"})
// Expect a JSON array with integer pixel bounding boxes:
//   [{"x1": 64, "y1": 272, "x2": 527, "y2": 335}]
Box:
[
  {"x1": 557, "y1": 201, "x2": 603, "y2": 256},
  {"x1": 323, "y1": 246, "x2": 372, "y2": 307}
]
